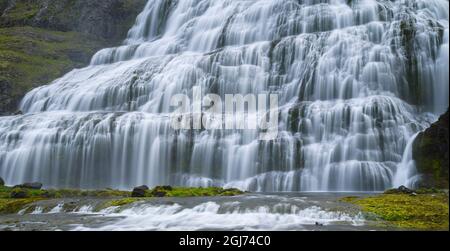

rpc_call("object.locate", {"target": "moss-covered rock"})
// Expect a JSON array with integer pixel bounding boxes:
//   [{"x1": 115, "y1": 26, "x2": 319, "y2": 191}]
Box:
[
  {"x1": 0, "y1": 185, "x2": 131, "y2": 199},
  {"x1": 0, "y1": 198, "x2": 43, "y2": 214},
  {"x1": 413, "y1": 109, "x2": 449, "y2": 189},
  {"x1": 342, "y1": 193, "x2": 449, "y2": 230},
  {"x1": 131, "y1": 185, "x2": 149, "y2": 198},
  {"x1": 0, "y1": 0, "x2": 146, "y2": 41},
  {"x1": 0, "y1": 0, "x2": 146, "y2": 114},
  {"x1": 100, "y1": 197, "x2": 146, "y2": 209},
  {"x1": 147, "y1": 186, "x2": 245, "y2": 198}
]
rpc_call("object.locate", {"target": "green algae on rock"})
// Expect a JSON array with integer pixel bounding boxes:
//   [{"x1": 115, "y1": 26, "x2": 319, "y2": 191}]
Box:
[
  {"x1": 341, "y1": 192, "x2": 449, "y2": 230},
  {"x1": 147, "y1": 186, "x2": 245, "y2": 198}
]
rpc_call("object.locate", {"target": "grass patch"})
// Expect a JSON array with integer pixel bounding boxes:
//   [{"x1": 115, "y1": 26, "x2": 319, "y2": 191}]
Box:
[{"x1": 342, "y1": 193, "x2": 449, "y2": 230}]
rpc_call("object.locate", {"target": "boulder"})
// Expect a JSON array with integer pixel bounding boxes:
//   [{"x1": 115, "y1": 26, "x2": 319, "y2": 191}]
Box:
[
  {"x1": 385, "y1": 185, "x2": 415, "y2": 195},
  {"x1": 0, "y1": 177, "x2": 4, "y2": 186},
  {"x1": 15, "y1": 182, "x2": 43, "y2": 190},
  {"x1": 10, "y1": 188, "x2": 28, "y2": 198},
  {"x1": 150, "y1": 186, "x2": 173, "y2": 197},
  {"x1": 131, "y1": 185, "x2": 149, "y2": 197}
]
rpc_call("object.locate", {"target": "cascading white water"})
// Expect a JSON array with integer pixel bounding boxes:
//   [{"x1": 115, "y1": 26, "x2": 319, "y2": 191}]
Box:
[{"x1": 0, "y1": 0, "x2": 448, "y2": 191}]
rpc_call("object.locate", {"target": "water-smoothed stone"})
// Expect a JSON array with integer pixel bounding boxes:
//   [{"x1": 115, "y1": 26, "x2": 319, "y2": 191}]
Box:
[
  {"x1": 10, "y1": 188, "x2": 28, "y2": 198},
  {"x1": 150, "y1": 186, "x2": 173, "y2": 197},
  {"x1": 385, "y1": 185, "x2": 415, "y2": 195},
  {"x1": 15, "y1": 182, "x2": 43, "y2": 190},
  {"x1": 131, "y1": 185, "x2": 149, "y2": 198}
]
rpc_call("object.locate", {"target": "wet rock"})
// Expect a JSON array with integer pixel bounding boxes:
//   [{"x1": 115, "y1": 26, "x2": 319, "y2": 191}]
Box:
[
  {"x1": 0, "y1": 177, "x2": 4, "y2": 186},
  {"x1": 131, "y1": 185, "x2": 149, "y2": 198},
  {"x1": 159, "y1": 186, "x2": 173, "y2": 191},
  {"x1": 413, "y1": 109, "x2": 449, "y2": 189},
  {"x1": 385, "y1": 185, "x2": 415, "y2": 195},
  {"x1": 150, "y1": 186, "x2": 173, "y2": 197},
  {"x1": 15, "y1": 182, "x2": 43, "y2": 190},
  {"x1": 10, "y1": 188, "x2": 28, "y2": 198}
]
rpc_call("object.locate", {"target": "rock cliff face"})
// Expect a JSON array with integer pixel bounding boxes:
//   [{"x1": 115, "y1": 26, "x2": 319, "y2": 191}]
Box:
[
  {"x1": 0, "y1": 0, "x2": 146, "y2": 115},
  {"x1": 413, "y1": 110, "x2": 449, "y2": 189}
]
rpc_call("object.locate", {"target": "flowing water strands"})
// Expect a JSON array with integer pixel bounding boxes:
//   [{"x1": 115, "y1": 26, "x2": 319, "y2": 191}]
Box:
[{"x1": 0, "y1": 0, "x2": 448, "y2": 191}]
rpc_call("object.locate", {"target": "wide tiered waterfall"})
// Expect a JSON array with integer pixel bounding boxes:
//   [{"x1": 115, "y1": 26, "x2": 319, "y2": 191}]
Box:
[{"x1": 0, "y1": 0, "x2": 448, "y2": 191}]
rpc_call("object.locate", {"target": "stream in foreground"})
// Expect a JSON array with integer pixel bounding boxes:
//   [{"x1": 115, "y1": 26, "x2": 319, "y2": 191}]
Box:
[{"x1": 0, "y1": 193, "x2": 386, "y2": 231}]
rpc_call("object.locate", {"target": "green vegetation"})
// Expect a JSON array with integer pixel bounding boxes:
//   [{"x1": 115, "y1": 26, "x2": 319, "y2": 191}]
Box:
[
  {"x1": 0, "y1": 185, "x2": 130, "y2": 199},
  {"x1": 100, "y1": 198, "x2": 147, "y2": 209},
  {"x1": 0, "y1": 0, "x2": 147, "y2": 113},
  {"x1": 146, "y1": 186, "x2": 245, "y2": 197},
  {"x1": 1, "y1": 1, "x2": 40, "y2": 22},
  {"x1": 0, "y1": 26, "x2": 107, "y2": 111},
  {"x1": 342, "y1": 193, "x2": 449, "y2": 230},
  {"x1": 0, "y1": 198, "x2": 43, "y2": 214}
]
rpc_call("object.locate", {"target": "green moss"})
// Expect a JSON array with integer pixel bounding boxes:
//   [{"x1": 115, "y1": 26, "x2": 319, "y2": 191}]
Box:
[
  {"x1": 0, "y1": 26, "x2": 108, "y2": 111},
  {"x1": 147, "y1": 186, "x2": 245, "y2": 197},
  {"x1": 2, "y1": 0, "x2": 40, "y2": 21},
  {"x1": 0, "y1": 186, "x2": 130, "y2": 199},
  {"x1": 0, "y1": 198, "x2": 43, "y2": 214},
  {"x1": 342, "y1": 194, "x2": 449, "y2": 230},
  {"x1": 39, "y1": 188, "x2": 131, "y2": 198},
  {"x1": 101, "y1": 198, "x2": 147, "y2": 209}
]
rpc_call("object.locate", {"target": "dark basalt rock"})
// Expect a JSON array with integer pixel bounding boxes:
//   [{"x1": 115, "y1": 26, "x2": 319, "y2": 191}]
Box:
[
  {"x1": 150, "y1": 186, "x2": 173, "y2": 197},
  {"x1": 0, "y1": 177, "x2": 4, "y2": 186},
  {"x1": 385, "y1": 185, "x2": 415, "y2": 195},
  {"x1": 413, "y1": 109, "x2": 449, "y2": 189},
  {"x1": 10, "y1": 188, "x2": 28, "y2": 198},
  {"x1": 131, "y1": 185, "x2": 149, "y2": 198},
  {"x1": 15, "y1": 182, "x2": 43, "y2": 190}
]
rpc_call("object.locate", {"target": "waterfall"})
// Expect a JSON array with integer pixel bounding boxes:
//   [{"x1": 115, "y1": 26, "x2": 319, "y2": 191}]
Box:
[
  {"x1": 393, "y1": 132, "x2": 420, "y2": 188},
  {"x1": 0, "y1": 0, "x2": 448, "y2": 191}
]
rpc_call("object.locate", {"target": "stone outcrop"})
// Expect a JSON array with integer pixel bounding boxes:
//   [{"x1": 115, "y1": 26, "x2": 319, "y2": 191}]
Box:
[
  {"x1": 0, "y1": 0, "x2": 146, "y2": 115},
  {"x1": 413, "y1": 109, "x2": 449, "y2": 188},
  {"x1": 131, "y1": 185, "x2": 149, "y2": 198}
]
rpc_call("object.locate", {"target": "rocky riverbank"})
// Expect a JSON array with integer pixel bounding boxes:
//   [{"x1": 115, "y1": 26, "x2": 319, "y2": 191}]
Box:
[{"x1": 0, "y1": 182, "x2": 245, "y2": 214}]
